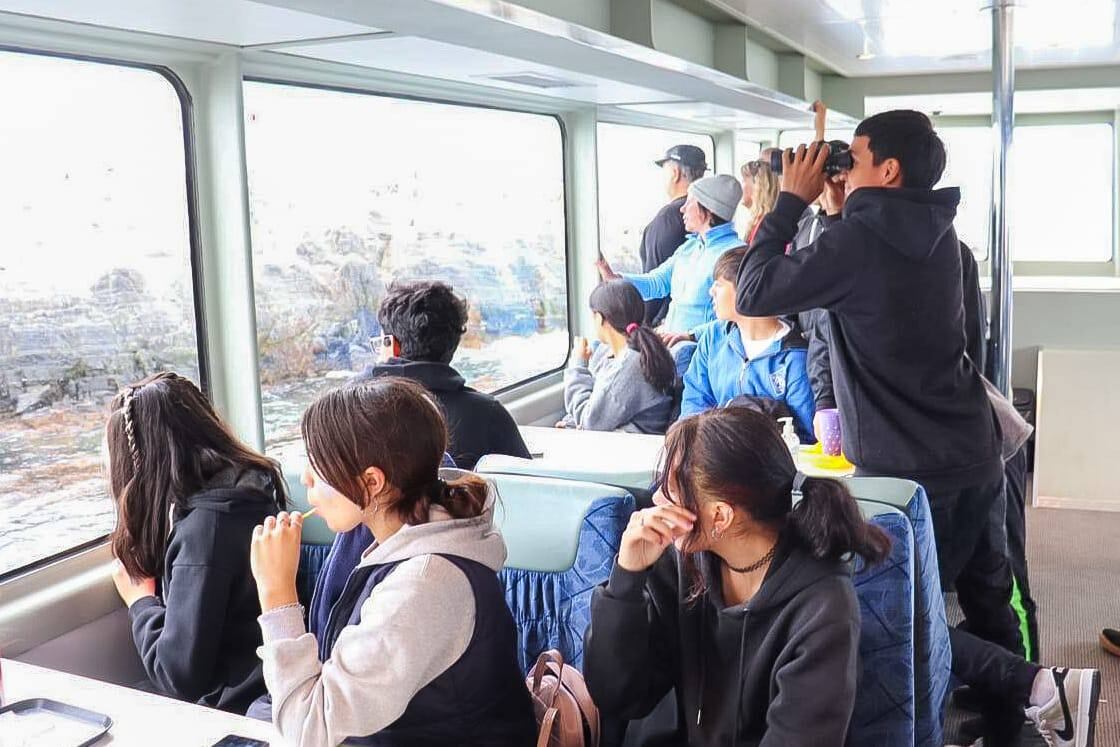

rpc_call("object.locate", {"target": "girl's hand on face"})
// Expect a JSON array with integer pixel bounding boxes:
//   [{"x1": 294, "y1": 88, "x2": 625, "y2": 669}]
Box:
[
  {"x1": 617, "y1": 505, "x2": 697, "y2": 572},
  {"x1": 112, "y1": 560, "x2": 157, "y2": 608},
  {"x1": 250, "y1": 512, "x2": 303, "y2": 612}
]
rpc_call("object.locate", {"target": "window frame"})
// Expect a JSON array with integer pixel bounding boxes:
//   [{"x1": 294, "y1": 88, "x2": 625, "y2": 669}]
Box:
[
  {"x1": 242, "y1": 76, "x2": 574, "y2": 402},
  {"x1": 591, "y1": 118, "x2": 717, "y2": 279},
  {"x1": 0, "y1": 46, "x2": 206, "y2": 584},
  {"x1": 848, "y1": 111, "x2": 1120, "y2": 279}
]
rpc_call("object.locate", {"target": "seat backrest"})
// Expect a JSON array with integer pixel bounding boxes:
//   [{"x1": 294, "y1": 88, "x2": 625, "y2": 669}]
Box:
[
  {"x1": 848, "y1": 478, "x2": 949, "y2": 747},
  {"x1": 850, "y1": 499, "x2": 917, "y2": 747},
  {"x1": 488, "y1": 473, "x2": 635, "y2": 672},
  {"x1": 477, "y1": 455, "x2": 654, "y2": 508}
]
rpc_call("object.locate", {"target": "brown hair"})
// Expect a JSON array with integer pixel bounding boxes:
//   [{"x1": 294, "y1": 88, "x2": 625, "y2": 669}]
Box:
[
  {"x1": 713, "y1": 245, "x2": 749, "y2": 283},
  {"x1": 661, "y1": 408, "x2": 890, "y2": 601},
  {"x1": 107, "y1": 372, "x2": 287, "y2": 580},
  {"x1": 300, "y1": 377, "x2": 488, "y2": 524}
]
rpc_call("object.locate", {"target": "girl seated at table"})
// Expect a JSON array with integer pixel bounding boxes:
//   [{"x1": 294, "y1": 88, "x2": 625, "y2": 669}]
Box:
[
  {"x1": 106, "y1": 372, "x2": 286, "y2": 714},
  {"x1": 559, "y1": 279, "x2": 676, "y2": 434},
  {"x1": 249, "y1": 377, "x2": 536, "y2": 747},
  {"x1": 583, "y1": 407, "x2": 890, "y2": 745},
  {"x1": 680, "y1": 247, "x2": 815, "y2": 441}
]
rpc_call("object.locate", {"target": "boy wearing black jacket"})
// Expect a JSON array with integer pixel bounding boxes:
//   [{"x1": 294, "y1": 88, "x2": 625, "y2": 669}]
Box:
[
  {"x1": 354, "y1": 280, "x2": 530, "y2": 470},
  {"x1": 737, "y1": 111, "x2": 1097, "y2": 745}
]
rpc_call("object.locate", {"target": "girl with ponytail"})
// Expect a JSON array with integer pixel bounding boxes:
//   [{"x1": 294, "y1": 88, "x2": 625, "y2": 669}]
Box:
[
  {"x1": 584, "y1": 406, "x2": 890, "y2": 746},
  {"x1": 249, "y1": 377, "x2": 535, "y2": 746},
  {"x1": 559, "y1": 279, "x2": 676, "y2": 433}
]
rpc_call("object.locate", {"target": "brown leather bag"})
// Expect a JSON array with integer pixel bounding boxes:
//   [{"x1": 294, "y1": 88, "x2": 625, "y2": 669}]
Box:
[{"x1": 526, "y1": 649, "x2": 600, "y2": 747}]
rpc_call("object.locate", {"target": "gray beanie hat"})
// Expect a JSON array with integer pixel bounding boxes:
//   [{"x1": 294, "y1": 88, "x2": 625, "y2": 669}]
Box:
[{"x1": 688, "y1": 174, "x2": 743, "y2": 222}]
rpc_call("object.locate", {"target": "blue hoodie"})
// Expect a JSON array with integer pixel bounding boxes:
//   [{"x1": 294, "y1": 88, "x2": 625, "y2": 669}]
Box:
[
  {"x1": 622, "y1": 222, "x2": 743, "y2": 334},
  {"x1": 681, "y1": 320, "x2": 815, "y2": 441}
]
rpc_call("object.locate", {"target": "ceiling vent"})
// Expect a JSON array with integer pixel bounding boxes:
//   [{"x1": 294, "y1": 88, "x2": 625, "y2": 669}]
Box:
[{"x1": 479, "y1": 72, "x2": 580, "y2": 88}]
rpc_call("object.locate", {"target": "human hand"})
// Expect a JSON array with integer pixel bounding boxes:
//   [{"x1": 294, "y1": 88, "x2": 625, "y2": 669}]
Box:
[
  {"x1": 812, "y1": 100, "x2": 827, "y2": 142},
  {"x1": 112, "y1": 560, "x2": 157, "y2": 608},
  {"x1": 780, "y1": 143, "x2": 830, "y2": 205},
  {"x1": 250, "y1": 512, "x2": 303, "y2": 612},
  {"x1": 572, "y1": 336, "x2": 591, "y2": 362},
  {"x1": 820, "y1": 174, "x2": 846, "y2": 217},
  {"x1": 659, "y1": 332, "x2": 694, "y2": 348},
  {"x1": 555, "y1": 419, "x2": 568, "y2": 428},
  {"x1": 596, "y1": 258, "x2": 621, "y2": 282},
  {"x1": 618, "y1": 505, "x2": 697, "y2": 572}
]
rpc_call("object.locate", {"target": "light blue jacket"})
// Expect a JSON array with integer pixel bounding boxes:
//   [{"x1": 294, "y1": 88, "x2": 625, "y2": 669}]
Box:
[
  {"x1": 681, "y1": 320, "x2": 816, "y2": 442},
  {"x1": 621, "y1": 222, "x2": 743, "y2": 334}
]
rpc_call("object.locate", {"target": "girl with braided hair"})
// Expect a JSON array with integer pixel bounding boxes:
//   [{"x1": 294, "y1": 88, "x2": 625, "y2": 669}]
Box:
[
  {"x1": 248, "y1": 377, "x2": 535, "y2": 746},
  {"x1": 105, "y1": 372, "x2": 286, "y2": 713}
]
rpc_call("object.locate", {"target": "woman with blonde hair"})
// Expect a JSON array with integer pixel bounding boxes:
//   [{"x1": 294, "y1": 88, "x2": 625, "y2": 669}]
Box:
[{"x1": 740, "y1": 155, "x2": 781, "y2": 244}]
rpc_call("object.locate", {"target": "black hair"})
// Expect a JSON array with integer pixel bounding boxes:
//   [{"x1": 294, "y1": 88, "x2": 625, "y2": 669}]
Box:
[
  {"x1": 377, "y1": 281, "x2": 468, "y2": 364},
  {"x1": 713, "y1": 246, "x2": 748, "y2": 282},
  {"x1": 679, "y1": 163, "x2": 705, "y2": 182},
  {"x1": 589, "y1": 280, "x2": 676, "y2": 395},
  {"x1": 661, "y1": 408, "x2": 890, "y2": 601},
  {"x1": 854, "y1": 109, "x2": 947, "y2": 189},
  {"x1": 697, "y1": 204, "x2": 731, "y2": 228}
]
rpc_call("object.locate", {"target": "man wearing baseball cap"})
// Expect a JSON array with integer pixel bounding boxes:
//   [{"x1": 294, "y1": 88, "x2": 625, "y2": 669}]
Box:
[
  {"x1": 597, "y1": 173, "x2": 743, "y2": 336},
  {"x1": 638, "y1": 145, "x2": 708, "y2": 325}
]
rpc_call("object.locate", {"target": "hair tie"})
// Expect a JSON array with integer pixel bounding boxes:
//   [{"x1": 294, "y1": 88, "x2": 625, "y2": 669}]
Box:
[
  {"x1": 791, "y1": 471, "x2": 808, "y2": 498},
  {"x1": 625, "y1": 323, "x2": 640, "y2": 335}
]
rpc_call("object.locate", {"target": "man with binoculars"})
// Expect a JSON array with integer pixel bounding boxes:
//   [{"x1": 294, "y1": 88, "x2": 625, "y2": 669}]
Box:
[{"x1": 737, "y1": 110, "x2": 1099, "y2": 746}]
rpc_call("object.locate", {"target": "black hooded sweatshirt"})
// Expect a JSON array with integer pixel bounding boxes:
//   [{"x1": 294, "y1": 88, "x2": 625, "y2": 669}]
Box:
[
  {"x1": 738, "y1": 189, "x2": 1001, "y2": 493},
  {"x1": 584, "y1": 536, "x2": 860, "y2": 746},
  {"x1": 128, "y1": 467, "x2": 280, "y2": 714},
  {"x1": 353, "y1": 358, "x2": 530, "y2": 470}
]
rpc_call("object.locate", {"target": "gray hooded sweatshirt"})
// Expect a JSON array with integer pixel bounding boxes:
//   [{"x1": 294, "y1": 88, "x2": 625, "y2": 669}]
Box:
[
  {"x1": 257, "y1": 482, "x2": 510, "y2": 747},
  {"x1": 563, "y1": 343, "x2": 672, "y2": 434}
]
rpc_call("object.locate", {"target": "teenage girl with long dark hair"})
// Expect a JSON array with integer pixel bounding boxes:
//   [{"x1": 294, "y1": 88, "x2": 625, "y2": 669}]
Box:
[
  {"x1": 560, "y1": 279, "x2": 676, "y2": 433},
  {"x1": 107, "y1": 372, "x2": 286, "y2": 714},
  {"x1": 584, "y1": 406, "x2": 890, "y2": 744}
]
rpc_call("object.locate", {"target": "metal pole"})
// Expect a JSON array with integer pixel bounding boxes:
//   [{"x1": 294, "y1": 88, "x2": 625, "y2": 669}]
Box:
[{"x1": 988, "y1": 1, "x2": 1015, "y2": 396}]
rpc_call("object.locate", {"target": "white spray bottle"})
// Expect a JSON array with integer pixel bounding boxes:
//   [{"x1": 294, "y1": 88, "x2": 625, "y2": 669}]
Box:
[{"x1": 778, "y1": 417, "x2": 799, "y2": 457}]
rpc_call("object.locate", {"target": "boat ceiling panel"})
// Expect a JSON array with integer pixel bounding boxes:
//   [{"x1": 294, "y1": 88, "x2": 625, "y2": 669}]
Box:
[
  {"x1": 278, "y1": 35, "x2": 686, "y2": 106},
  {"x1": 703, "y1": 0, "x2": 1120, "y2": 76},
  {"x1": 0, "y1": 0, "x2": 380, "y2": 46}
]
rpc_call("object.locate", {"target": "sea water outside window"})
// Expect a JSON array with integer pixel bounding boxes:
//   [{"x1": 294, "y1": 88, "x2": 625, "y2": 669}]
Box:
[
  {"x1": 243, "y1": 81, "x2": 569, "y2": 454},
  {"x1": 596, "y1": 122, "x2": 715, "y2": 273},
  {"x1": 0, "y1": 51, "x2": 198, "y2": 578}
]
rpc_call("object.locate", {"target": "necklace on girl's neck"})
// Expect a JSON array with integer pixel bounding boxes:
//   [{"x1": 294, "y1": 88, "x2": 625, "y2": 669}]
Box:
[{"x1": 724, "y1": 543, "x2": 777, "y2": 574}]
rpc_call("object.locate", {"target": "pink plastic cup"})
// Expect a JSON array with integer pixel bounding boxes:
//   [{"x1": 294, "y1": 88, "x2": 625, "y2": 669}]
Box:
[{"x1": 817, "y1": 408, "x2": 842, "y2": 456}]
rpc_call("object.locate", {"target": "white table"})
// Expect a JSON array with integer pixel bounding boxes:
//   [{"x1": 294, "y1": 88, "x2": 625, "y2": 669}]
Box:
[
  {"x1": 1, "y1": 659, "x2": 279, "y2": 746},
  {"x1": 515, "y1": 426, "x2": 666, "y2": 492},
  {"x1": 516, "y1": 425, "x2": 855, "y2": 484}
]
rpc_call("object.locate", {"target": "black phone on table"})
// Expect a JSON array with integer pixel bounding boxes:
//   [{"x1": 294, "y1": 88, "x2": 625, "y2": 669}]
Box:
[{"x1": 210, "y1": 736, "x2": 269, "y2": 747}]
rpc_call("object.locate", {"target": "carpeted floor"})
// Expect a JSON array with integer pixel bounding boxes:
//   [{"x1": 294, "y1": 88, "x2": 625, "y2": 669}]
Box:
[{"x1": 944, "y1": 503, "x2": 1120, "y2": 745}]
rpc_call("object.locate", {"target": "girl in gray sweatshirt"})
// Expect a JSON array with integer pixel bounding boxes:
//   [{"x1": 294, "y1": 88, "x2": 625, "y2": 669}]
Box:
[
  {"x1": 249, "y1": 378, "x2": 535, "y2": 747},
  {"x1": 561, "y1": 280, "x2": 676, "y2": 434}
]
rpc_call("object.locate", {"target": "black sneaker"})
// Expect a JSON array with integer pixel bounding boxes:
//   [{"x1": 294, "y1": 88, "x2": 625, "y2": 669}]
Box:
[
  {"x1": 1025, "y1": 667, "x2": 1100, "y2": 747},
  {"x1": 1100, "y1": 628, "x2": 1120, "y2": 658}
]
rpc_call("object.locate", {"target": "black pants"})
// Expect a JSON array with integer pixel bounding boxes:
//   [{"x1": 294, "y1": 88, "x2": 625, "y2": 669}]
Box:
[
  {"x1": 1004, "y1": 447, "x2": 1040, "y2": 661},
  {"x1": 950, "y1": 626, "x2": 1042, "y2": 745},
  {"x1": 930, "y1": 476, "x2": 1023, "y2": 655}
]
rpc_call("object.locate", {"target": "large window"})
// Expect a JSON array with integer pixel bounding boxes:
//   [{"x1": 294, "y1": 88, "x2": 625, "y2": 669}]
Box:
[
  {"x1": 596, "y1": 123, "x2": 714, "y2": 274},
  {"x1": 244, "y1": 82, "x2": 568, "y2": 452},
  {"x1": 1009, "y1": 123, "x2": 1113, "y2": 262},
  {"x1": 0, "y1": 52, "x2": 198, "y2": 578},
  {"x1": 937, "y1": 126, "x2": 992, "y2": 258}
]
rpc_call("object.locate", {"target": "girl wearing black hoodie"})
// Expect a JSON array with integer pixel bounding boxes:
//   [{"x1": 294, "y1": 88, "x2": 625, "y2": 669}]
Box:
[
  {"x1": 107, "y1": 372, "x2": 286, "y2": 714},
  {"x1": 584, "y1": 406, "x2": 890, "y2": 745}
]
